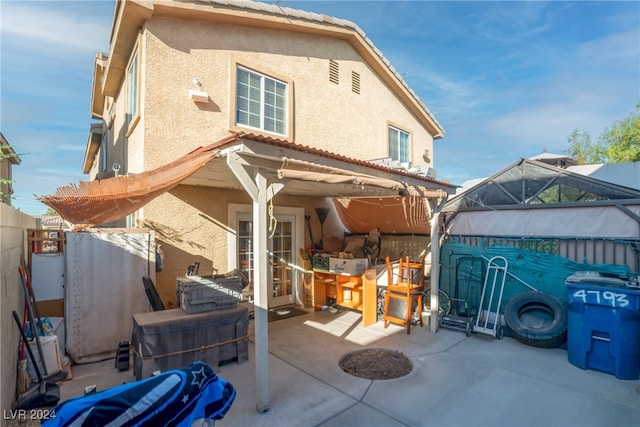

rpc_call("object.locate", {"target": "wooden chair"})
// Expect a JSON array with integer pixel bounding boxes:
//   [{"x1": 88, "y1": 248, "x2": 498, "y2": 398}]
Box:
[{"x1": 383, "y1": 256, "x2": 425, "y2": 334}]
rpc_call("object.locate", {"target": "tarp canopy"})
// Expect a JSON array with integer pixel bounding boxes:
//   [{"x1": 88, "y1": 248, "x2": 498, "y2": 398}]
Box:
[
  {"x1": 442, "y1": 158, "x2": 640, "y2": 238},
  {"x1": 333, "y1": 196, "x2": 432, "y2": 234},
  {"x1": 278, "y1": 158, "x2": 448, "y2": 199},
  {"x1": 445, "y1": 205, "x2": 640, "y2": 238},
  {"x1": 36, "y1": 136, "x2": 232, "y2": 228}
]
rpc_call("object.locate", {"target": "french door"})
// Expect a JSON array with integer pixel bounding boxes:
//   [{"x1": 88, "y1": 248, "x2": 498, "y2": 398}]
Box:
[{"x1": 235, "y1": 210, "x2": 298, "y2": 307}]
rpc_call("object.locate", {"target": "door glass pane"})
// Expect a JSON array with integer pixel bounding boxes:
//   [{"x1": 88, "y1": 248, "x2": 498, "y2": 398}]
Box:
[
  {"x1": 271, "y1": 221, "x2": 292, "y2": 298},
  {"x1": 237, "y1": 217, "x2": 294, "y2": 303},
  {"x1": 238, "y1": 220, "x2": 254, "y2": 288}
]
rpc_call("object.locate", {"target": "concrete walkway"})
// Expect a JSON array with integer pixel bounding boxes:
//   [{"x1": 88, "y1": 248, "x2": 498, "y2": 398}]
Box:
[{"x1": 60, "y1": 307, "x2": 640, "y2": 427}]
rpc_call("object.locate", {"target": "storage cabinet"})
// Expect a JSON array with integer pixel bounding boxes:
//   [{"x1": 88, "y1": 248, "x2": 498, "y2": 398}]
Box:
[{"x1": 309, "y1": 269, "x2": 378, "y2": 326}]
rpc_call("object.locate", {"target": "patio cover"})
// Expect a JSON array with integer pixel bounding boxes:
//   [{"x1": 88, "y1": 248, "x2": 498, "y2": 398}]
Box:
[
  {"x1": 38, "y1": 133, "x2": 452, "y2": 229},
  {"x1": 37, "y1": 131, "x2": 455, "y2": 413}
]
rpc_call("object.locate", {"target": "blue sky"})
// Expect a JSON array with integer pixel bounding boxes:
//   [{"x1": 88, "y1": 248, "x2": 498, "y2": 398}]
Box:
[{"x1": 1, "y1": 1, "x2": 638, "y2": 215}]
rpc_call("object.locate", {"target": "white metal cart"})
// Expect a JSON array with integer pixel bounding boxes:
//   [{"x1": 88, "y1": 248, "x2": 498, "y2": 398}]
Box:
[{"x1": 474, "y1": 256, "x2": 508, "y2": 339}]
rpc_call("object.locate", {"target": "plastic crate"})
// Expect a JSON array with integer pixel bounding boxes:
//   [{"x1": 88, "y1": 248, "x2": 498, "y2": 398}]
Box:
[
  {"x1": 566, "y1": 277, "x2": 640, "y2": 380},
  {"x1": 177, "y1": 276, "x2": 243, "y2": 314}
]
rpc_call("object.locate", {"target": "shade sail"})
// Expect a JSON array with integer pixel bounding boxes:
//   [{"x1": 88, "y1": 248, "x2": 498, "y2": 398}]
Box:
[
  {"x1": 36, "y1": 139, "x2": 230, "y2": 229},
  {"x1": 333, "y1": 196, "x2": 431, "y2": 234}
]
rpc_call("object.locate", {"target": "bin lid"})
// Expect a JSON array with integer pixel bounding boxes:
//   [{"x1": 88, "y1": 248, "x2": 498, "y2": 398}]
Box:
[{"x1": 565, "y1": 271, "x2": 631, "y2": 289}]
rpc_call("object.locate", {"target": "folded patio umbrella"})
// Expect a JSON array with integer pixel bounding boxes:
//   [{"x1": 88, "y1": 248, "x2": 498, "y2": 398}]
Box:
[{"x1": 42, "y1": 361, "x2": 235, "y2": 427}]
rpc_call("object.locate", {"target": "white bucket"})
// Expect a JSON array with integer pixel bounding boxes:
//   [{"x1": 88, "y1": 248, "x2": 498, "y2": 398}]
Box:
[
  {"x1": 344, "y1": 289, "x2": 352, "y2": 302},
  {"x1": 26, "y1": 334, "x2": 62, "y2": 381}
]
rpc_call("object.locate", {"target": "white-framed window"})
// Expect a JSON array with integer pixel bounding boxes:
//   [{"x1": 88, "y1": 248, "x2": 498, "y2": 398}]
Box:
[
  {"x1": 100, "y1": 130, "x2": 108, "y2": 173},
  {"x1": 235, "y1": 66, "x2": 287, "y2": 136},
  {"x1": 126, "y1": 49, "x2": 139, "y2": 130},
  {"x1": 389, "y1": 125, "x2": 410, "y2": 164},
  {"x1": 125, "y1": 213, "x2": 135, "y2": 228}
]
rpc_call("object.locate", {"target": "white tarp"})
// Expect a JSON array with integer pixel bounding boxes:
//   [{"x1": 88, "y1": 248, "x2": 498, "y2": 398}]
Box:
[
  {"x1": 446, "y1": 205, "x2": 640, "y2": 238},
  {"x1": 65, "y1": 229, "x2": 155, "y2": 363}
]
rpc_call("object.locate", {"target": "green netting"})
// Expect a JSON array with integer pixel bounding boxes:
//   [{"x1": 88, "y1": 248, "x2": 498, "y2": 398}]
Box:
[{"x1": 440, "y1": 241, "x2": 636, "y2": 315}]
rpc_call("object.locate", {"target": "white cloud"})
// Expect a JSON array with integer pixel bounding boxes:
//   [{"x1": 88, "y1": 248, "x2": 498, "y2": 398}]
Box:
[
  {"x1": 576, "y1": 28, "x2": 640, "y2": 65},
  {"x1": 1, "y1": 2, "x2": 111, "y2": 53}
]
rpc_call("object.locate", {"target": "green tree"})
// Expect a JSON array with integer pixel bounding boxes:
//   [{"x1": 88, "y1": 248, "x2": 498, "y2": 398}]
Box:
[
  {"x1": 0, "y1": 145, "x2": 19, "y2": 202},
  {"x1": 566, "y1": 129, "x2": 606, "y2": 164},
  {"x1": 602, "y1": 103, "x2": 640, "y2": 162},
  {"x1": 1, "y1": 144, "x2": 29, "y2": 203},
  {"x1": 567, "y1": 103, "x2": 640, "y2": 164}
]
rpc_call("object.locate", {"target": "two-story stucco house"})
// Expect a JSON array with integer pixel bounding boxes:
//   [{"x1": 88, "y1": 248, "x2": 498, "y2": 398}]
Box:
[{"x1": 67, "y1": 0, "x2": 456, "y2": 313}]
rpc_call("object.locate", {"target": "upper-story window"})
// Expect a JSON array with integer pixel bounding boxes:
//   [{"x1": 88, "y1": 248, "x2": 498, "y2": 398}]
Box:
[
  {"x1": 235, "y1": 66, "x2": 287, "y2": 136},
  {"x1": 126, "y1": 49, "x2": 139, "y2": 133},
  {"x1": 389, "y1": 125, "x2": 410, "y2": 164},
  {"x1": 100, "y1": 130, "x2": 108, "y2": 173}
]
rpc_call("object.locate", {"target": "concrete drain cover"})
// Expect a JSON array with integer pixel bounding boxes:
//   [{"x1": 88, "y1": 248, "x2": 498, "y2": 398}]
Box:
[{"x1": 339, "y1": 348, "x2": 412, "y2": 380}]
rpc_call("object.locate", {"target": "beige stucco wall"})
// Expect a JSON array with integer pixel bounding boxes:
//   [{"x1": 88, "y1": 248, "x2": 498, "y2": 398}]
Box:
[
  {"x1": 92, "y1": 42, "x2": 146, "y2": 181},
  {"x1": 140, "y1": 17, "x2": 434, "y2": 169},
  {"x1": 0, "y1": 204, "x2": 36, "y2": 411},
  {"x1": 143, "y1": 186, "x2": 337, "y2": 307}
]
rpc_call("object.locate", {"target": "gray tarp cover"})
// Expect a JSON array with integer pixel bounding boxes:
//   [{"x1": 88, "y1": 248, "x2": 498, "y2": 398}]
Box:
[{"x1": 132, "y1": 307, "x2": 249, "y2": 380}]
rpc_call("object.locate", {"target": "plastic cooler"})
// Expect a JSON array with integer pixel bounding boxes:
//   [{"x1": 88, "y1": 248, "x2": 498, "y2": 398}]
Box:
[{"x1": 566, "y1": 274, "x2": 640, "y2": 379}]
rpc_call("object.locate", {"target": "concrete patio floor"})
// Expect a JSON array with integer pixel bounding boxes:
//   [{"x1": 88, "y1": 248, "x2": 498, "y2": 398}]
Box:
[{"x1": 56, "y1": 307, "x2": 640, "y2": 427}]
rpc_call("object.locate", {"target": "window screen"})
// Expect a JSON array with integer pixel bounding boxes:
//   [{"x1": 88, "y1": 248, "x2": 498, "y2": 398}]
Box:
[
  {"x1": 389, "y1": 126, "x2": 410, "y2": 163},
  {"x1": 236, "y1": 67, "x2": 287, "y2": 135}
]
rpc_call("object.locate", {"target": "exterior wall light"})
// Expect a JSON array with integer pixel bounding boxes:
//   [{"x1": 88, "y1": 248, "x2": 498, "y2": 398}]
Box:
[{"x1": 189, "y1": 78, "x2": 209, "y2": 103}]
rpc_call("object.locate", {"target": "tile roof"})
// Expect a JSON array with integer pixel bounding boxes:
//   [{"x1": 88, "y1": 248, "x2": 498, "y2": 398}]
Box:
[{"x1": 218, "y1": 132, "x2": 456, "y2": 189}]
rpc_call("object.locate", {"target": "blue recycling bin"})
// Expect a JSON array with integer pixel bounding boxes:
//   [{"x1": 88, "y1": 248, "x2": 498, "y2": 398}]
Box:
[{"x1": 566, "y1": 276, "x2": 640, "y2": 380}]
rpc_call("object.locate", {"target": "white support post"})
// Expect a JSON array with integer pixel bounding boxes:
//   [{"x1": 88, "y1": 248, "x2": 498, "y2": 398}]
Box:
[
  {"x1": 227, "y1": 151, "x2": 271, "y2": 413},
  {"x1": 429, "y1": 211, "x2": 440, "y2": 332},
  {"x1": 253, "y1": 171, "x2": 270, "y2": 413}
]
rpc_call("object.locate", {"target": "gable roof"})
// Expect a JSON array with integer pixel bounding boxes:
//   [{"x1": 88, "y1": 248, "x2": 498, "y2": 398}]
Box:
[
  {"x1": 98, "y1": 0, "x2": 444, "y2": 137},
  {"x1": 443, "y1": 158, "x2": 640, "y2": 213},
  {"x1": 224, "y1": 132, "x2": 455, "y2": 191}
]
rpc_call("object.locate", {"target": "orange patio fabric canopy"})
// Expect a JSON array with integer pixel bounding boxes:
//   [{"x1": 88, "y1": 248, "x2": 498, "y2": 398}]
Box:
[{"x1": 333, "y1": 196, "x2": 432, "y2": 235}]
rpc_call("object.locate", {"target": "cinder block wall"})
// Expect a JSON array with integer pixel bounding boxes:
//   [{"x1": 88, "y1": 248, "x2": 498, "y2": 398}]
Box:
[{"x1": 0, "y1": 203, "x2": 36, "y2": 410}]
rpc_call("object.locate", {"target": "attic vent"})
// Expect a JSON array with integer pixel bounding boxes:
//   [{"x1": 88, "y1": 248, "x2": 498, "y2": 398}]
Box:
[
  {"x1": 351, "y1": 71, "x2": 360, "y2": 94},
  {"x1": 329, "y1": 60, "x2": 339, "y2": 84}
]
